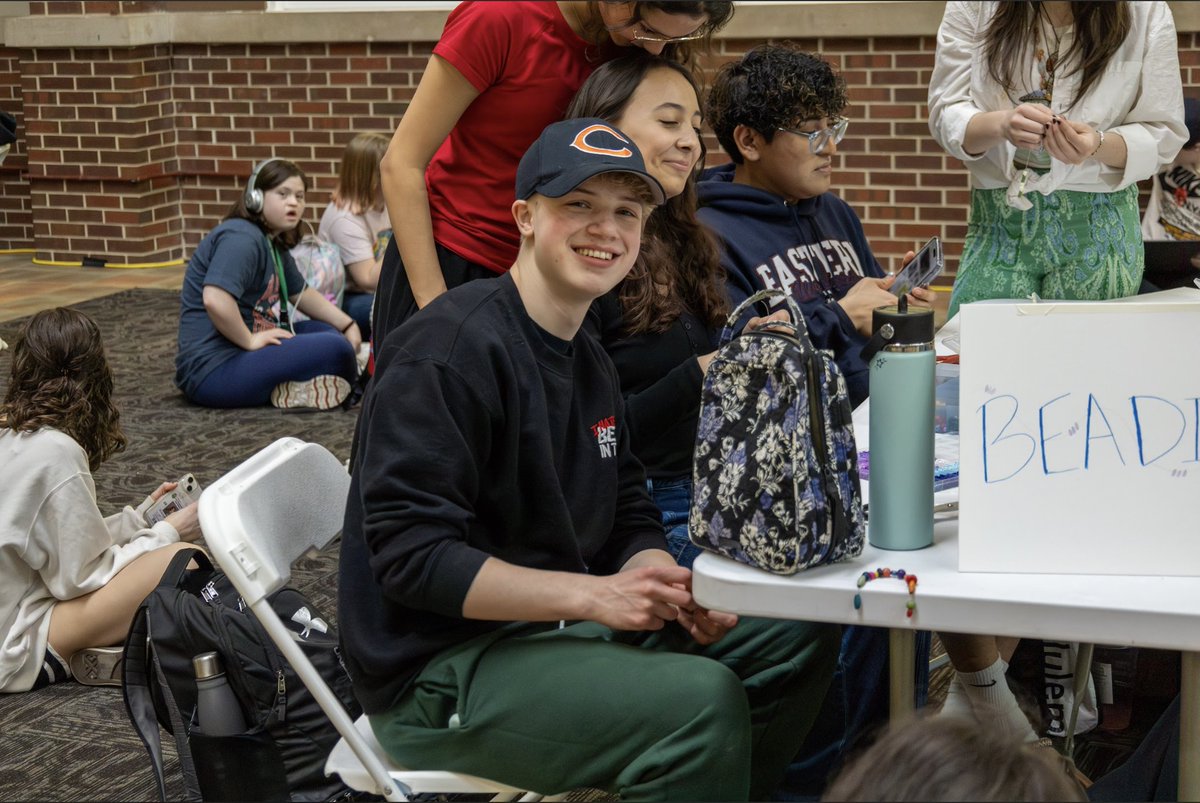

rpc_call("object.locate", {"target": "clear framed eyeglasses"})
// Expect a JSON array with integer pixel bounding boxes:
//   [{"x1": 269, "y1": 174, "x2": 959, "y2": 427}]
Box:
[{"x1": 777, "y1": 118, "x2": 850, "y2": 155}]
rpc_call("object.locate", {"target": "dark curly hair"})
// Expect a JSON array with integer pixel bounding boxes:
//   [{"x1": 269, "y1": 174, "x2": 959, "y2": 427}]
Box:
[
  {"x1": 707, "y1": 42, "x2": 848, "y2": 165},
  {"x1": 225, "y1": 158, "x2": 309, "y2": 249},
  {"x1": 565, "y1": 55, "x2": 728, "y2": 334},
  {"x1": 1, "y1": 307, "x2": 126, "y2": 471}
]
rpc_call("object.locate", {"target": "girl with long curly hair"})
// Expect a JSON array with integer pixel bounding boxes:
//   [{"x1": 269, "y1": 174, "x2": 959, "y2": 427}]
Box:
[{"x1": 0, "y1": 308, "x2": 202, "y2": 693}]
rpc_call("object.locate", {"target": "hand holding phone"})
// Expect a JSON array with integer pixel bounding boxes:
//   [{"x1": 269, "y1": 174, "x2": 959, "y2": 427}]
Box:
[
  {"x1": 146, "y1": 473, "x2": 202, "y2": 525},
  {"x1": 891, "y1": 236, "x2": 944, "y2": 297}
]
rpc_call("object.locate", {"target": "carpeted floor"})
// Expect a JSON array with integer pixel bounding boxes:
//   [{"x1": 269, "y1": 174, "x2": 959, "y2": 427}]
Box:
[{"x1": 0, "y1": 289, "x2": 357, "y2": 802}]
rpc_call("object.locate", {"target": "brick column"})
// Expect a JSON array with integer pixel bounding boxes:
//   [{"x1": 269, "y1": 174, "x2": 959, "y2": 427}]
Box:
[{"x1": 23, "y1": 43, "x2": 182, "y2": 263}]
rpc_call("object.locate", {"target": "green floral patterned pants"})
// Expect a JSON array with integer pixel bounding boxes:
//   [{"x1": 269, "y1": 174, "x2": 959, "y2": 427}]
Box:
[{"x1": 947, "y1": 184, "x2": 1143, "y2": 319}]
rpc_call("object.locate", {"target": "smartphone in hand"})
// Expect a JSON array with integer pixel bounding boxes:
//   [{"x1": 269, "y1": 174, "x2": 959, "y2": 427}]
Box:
[
  {"x1": 891, "y1": 236, "x2": 944, "y2": 297},
  {"x1": 146, "y1": 473, "x2": 202, "y2": 525}
]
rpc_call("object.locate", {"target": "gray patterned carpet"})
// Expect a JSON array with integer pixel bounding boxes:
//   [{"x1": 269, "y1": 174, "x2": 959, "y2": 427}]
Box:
[{"x1": 0, "y1": 289, "x2": 357, "y2": 802}]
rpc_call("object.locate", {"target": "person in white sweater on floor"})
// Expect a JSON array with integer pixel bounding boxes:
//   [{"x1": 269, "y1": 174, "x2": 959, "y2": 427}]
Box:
[{"x1": 0, "y1": 307, "x2": 203, "y2": 693}]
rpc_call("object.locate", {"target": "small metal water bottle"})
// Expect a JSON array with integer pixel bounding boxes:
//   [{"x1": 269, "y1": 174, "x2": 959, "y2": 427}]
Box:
[
  {"x1": 863, "y1": 301, "x2": 935, "y2": 550},
  {"x1": 193, "y1": 652, "x2": 247, "y2": 736}
]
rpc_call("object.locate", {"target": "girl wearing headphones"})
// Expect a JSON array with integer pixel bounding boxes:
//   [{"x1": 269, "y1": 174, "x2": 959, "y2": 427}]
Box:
[
  {"x1": 174, "y1": 159, "x2": 360, "y2": 410},
  {"x1": 370, "y1": 0, "x2": 734, "y2": 347}
]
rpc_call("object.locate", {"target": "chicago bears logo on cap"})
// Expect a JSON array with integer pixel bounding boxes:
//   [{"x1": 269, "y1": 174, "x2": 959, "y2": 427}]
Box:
[
  {"x1": 570, "y1": 124, "x2": 634, "y2": 159},
  {"x1": 515, "y1": 117, "x2": 665, "y2": 203}
]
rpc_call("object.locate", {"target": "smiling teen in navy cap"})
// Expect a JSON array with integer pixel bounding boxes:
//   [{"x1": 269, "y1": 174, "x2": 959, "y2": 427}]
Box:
[{"x1": 338, "y1": 116, "x2": 838, "y2": 801}]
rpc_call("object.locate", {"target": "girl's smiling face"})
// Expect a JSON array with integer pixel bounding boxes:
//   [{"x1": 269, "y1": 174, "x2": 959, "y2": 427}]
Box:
[{"x1": 610, "y1": 66, "x2": 702, "y2": 201}]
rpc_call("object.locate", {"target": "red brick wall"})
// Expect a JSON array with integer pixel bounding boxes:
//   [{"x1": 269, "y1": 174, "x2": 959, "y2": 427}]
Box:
[
  {"x1": 0, "y1": 14, "x2": 1197, "y2": 275},
  {"x1": 171, "y1": 41, "x2": 424, "y2": 255}
]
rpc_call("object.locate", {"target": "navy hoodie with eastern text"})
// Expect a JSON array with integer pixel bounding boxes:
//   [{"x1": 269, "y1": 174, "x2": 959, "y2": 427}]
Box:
[{"x1": 696, "y1": 163, "x2": 884, "y2": 405}]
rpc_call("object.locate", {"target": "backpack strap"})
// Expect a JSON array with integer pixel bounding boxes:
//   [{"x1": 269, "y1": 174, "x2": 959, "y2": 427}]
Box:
[
  {"x1": 159, "y1": 544, "x2": 213, "y2": 586},
  {"x1": 720, "y1": 289, "x2": 808, "y2": 347},
  {"x1": 122, "y1": 547, "x2": 209, "y2": 802}
]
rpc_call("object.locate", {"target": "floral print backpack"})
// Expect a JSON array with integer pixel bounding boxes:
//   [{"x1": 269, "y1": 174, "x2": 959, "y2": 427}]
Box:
[{"x1": 689, "y1": 290, "x2": 866, "y2": 574}]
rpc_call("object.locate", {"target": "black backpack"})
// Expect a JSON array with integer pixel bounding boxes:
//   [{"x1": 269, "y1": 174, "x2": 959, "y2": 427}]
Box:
[{"x1": 122, "y1": 547, "x2": 362, "y2": 802}]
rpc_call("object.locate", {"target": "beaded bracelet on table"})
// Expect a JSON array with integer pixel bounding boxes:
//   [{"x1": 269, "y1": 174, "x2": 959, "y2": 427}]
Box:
[{"x1": 853, "y1": 568, "x2": 918, "y2": 618}]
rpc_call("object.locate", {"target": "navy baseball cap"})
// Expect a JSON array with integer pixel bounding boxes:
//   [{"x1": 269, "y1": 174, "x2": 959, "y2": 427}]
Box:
[{"x1": 516, "y1": 117, "x2": 665, "y2": 205}]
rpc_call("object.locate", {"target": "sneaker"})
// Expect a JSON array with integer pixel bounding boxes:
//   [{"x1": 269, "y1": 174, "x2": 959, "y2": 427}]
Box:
[
  {"x1": 70, "y1": 646, "x2": 123, "y2": 687},
  {"x1": 270, "y1": 375, "x2": 351, "y2": 411}
]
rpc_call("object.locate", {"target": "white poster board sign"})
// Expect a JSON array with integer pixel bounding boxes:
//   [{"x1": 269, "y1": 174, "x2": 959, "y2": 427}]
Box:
[{"x1": 958, "y1": 291, "x2": 1200, "y2": 575}]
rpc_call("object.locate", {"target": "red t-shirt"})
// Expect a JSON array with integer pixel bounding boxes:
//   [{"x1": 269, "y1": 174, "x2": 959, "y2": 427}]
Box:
[{"x1": 428, "y1": 1, "x2": 605, "y2": 273}]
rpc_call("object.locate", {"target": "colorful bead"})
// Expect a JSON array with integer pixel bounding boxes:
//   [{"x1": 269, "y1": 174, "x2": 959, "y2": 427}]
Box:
[{"x1": 854, "y1": 593, "x2": 862, "y2": 610}]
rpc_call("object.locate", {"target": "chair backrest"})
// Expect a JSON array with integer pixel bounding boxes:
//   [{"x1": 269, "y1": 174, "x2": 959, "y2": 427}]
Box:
[
  {"x1": 200, "y1": 438, "x2": 534, "y2": 801},
  {"x1": 198, "y1": 437, "x2": 350, "y2": 606}
]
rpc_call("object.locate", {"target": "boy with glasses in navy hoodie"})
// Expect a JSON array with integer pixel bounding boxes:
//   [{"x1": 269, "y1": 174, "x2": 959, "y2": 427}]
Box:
[
  {"x1": 697, "y1": 42, "x2": 935, "y2": 409},
  {"x1": 697, "y1": 43, "x2": 937, "y2": 797}
]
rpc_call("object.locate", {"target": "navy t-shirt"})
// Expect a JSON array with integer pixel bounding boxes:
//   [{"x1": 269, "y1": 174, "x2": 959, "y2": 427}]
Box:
[{"x1": 174, "y1": 218, "x2": 305, "y2": 397}]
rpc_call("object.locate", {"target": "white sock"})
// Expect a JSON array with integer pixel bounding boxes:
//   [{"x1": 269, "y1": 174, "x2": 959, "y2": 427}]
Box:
[
  {"x1": 939, "y1": 657, "x2": 1008, "y2": 720},
  {"x1": 958, "y1": 657, "x2": 1038, "y2": 742}
]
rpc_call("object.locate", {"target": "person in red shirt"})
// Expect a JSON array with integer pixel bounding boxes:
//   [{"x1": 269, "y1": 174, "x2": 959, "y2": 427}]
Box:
[{"x1": 371, "y1": 0, "x2": 734, "y2": 347}]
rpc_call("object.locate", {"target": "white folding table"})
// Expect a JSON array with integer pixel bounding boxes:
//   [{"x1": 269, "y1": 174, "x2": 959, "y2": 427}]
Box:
[{"x1": 692, "y1": 523, "x2": 1200, "y2": 799}]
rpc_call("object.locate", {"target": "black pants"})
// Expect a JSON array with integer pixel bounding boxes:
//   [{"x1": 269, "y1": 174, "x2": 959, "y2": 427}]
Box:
[
  {"x1": 371, "y1": 236, "x2": 498, "y2": 349},
  {"x1": 1088, "y1": 695, "x2": 1180, "y2": 802}
]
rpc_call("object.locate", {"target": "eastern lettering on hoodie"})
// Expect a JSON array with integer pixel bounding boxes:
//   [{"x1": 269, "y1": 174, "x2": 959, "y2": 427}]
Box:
[{"x1": 753, "y1": 239, "x2": 866, "y2": 305}]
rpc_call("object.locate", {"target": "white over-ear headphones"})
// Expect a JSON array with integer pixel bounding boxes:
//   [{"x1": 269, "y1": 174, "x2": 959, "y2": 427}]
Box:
[{"x1": 244, "y1": 158, "x2": 279, "y2": 213}]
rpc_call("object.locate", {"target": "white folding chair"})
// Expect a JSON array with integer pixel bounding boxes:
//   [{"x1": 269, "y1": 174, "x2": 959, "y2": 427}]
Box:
[{"x1": 199, "y1": 437, "x2": 542, "y2": 802}]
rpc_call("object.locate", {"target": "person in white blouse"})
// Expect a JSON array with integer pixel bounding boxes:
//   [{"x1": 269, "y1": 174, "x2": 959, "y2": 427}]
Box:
[
  {"x1": 0, "y1": 308, "x2": 203, "y2": 693},
  {"x1": 927, "y1": 0, "x2": 1186, "y2": 748},
  {"x1": 929, "y1": 1, "x2": 1186, "y2": 319}
]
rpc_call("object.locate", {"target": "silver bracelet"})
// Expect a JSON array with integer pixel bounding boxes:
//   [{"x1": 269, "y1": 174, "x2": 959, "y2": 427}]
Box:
[{"x1": 1089, "y1": 129, "x2": 1105, "y2": 159}]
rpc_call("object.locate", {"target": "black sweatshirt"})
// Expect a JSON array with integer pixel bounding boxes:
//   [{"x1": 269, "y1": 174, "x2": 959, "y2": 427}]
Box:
[
  {"x1": 585, "y1": 292, "x2": 716, "y2": 480},
  {"x1": 339, "y1": 274, "x2": 668, "y2": 714}
]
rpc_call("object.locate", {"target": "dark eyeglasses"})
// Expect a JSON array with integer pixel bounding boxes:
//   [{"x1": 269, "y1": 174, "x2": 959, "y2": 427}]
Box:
[{"x1": 777, "y1": 118, "x2": 850, "y2": 155}]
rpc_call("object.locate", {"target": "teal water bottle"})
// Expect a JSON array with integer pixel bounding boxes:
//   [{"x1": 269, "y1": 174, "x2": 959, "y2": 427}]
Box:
[{"x1": 864, "y1": 303, "x2": 935, "y2": 550}]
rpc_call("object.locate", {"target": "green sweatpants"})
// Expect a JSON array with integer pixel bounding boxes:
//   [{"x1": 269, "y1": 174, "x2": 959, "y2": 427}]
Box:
[
  {"x1": 947, "y1": 184, "x2": 1143, "y2": 319},
  {"x1": 369, "y1": 617, "x2": 839, "y2": 801}
]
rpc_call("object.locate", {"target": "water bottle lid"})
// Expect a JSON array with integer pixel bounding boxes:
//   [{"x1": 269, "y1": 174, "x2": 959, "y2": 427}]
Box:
[
  {"x1": 859, "y1": 304, "x2": 934, "y2": 361},
  {"x1": 193, "y1": 652, "x2": 225, "y2": 680},
  {"x1": 873, "y1": 305, "x2": 934, "y2": 343}
]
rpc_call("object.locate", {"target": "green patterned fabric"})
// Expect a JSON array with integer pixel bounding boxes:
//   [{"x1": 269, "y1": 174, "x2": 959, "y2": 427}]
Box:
[{"x1": 948, "y1": 184, "x2": 1143, "y2": 319}]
